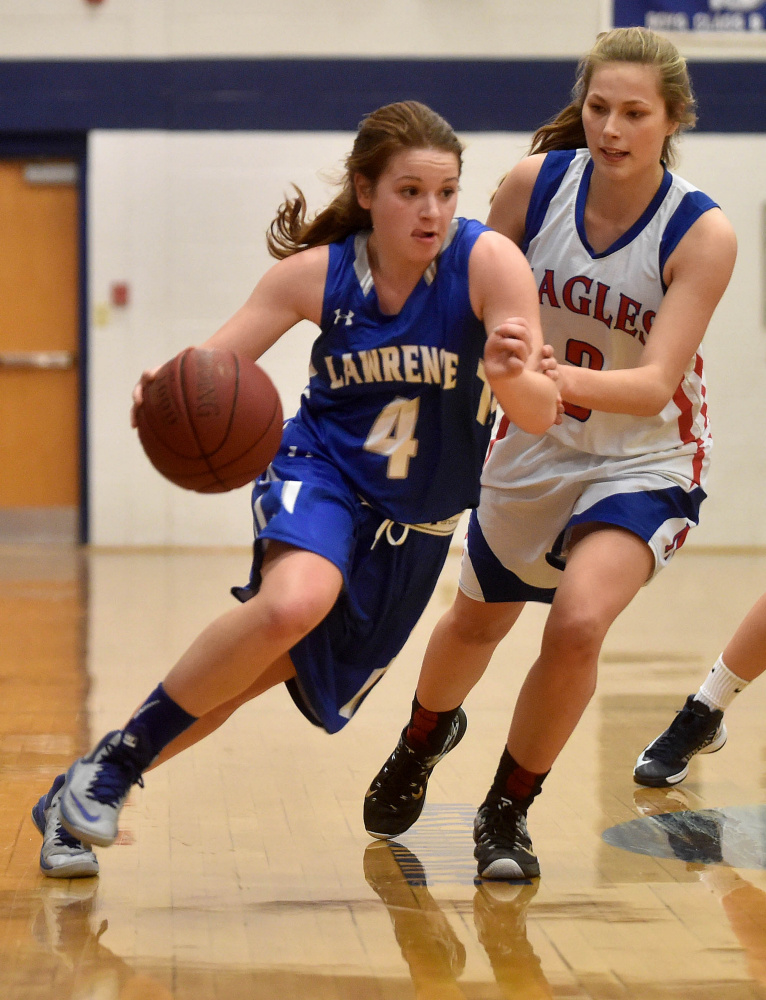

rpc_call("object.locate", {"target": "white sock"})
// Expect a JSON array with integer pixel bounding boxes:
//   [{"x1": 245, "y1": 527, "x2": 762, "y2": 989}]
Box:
[{"x1": 695, "y1": 655, "x2": 749, "y2": 712}]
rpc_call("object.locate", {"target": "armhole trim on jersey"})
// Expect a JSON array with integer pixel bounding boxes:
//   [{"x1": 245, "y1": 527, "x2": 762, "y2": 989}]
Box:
[
  {"x1": 521, "y1": 148, "x2": 577, "y2": 254},
  {"x1": 320, "y1": 239, "x2": 344, "y2": 329},
  {"x1": 447, "y1": 217, "x2": 489, "y2": 327},
  {"x1": 658, "y1": 190, "x2": 719, "y2": 291}
]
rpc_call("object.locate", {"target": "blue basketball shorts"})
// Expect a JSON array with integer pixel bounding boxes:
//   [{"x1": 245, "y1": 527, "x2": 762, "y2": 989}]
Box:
[
  {"x1": 460, "y1": 433, "x2": 707, "y2": 605},
  {"x1": 232, "y1": 420, "x2": 458, "y2": 734}
]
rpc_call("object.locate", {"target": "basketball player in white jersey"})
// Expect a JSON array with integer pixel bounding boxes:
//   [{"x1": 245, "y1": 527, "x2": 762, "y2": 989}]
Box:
[{"x1": 364, "y1": 27, "x2": 737, "y2": 880}]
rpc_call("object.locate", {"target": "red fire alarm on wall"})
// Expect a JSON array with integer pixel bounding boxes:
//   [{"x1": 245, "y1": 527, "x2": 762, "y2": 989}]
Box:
[{"x1": 111, "y1": 282, "x2": 129, "y2": 307}]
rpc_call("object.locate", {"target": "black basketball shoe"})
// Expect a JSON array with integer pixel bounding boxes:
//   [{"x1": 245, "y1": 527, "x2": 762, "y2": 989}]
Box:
[
  {"x1": 633, "y1": 695, "x2": 727, "y2": 788},
  {"x1": 364, "y1": 708, "x2": 467, "y2": 839},
  {"x1": 473, "y1": 796, "x2": 540, "y2": 880}
]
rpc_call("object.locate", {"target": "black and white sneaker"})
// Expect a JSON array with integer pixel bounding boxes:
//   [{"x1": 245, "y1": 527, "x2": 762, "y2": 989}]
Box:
[
  {"x1": 364, "y1": 708, "x2": 467, "y2": 839},
  {"x1": 633, "y1": 695, "x2": 727, "y2": 788},
  {"x1": 473, "y1": 796, "x2": 540, "y2": 880}
]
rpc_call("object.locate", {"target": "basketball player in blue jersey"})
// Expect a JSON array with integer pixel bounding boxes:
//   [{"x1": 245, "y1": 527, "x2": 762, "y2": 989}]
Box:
[
  {"x1": 30, "y1": 100, "x2": 559, "y2": 876},
  {"x1": 364, "y1": 29, "x2": 737, "y2": 880}
]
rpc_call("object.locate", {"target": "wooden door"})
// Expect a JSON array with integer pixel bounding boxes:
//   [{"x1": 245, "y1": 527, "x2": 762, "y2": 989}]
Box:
[{"x1": 0, "y1": 160, "x2": 80, "y2": 540}]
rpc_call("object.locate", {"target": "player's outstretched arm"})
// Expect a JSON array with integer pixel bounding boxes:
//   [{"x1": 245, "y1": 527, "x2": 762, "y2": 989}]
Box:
[
  {"x1": 557, "y1": 209, "x2": 737, "y2": 417},
  {"x1": 469, "y1": 229, "x2": 559, "y2": 434},
  {"x1": 130, "y1": 246, "x2": 329, "y2": 427}
]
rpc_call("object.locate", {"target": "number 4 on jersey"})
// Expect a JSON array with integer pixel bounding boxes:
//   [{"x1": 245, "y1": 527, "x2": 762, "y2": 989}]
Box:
[{"x1": 364, "y1": 396, "x2": 420, "y2": 479}]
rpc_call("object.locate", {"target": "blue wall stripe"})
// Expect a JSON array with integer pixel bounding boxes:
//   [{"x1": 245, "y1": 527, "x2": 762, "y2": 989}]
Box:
[{"x1": 0, "y1": 58, "x2": 764, "y2": 133}]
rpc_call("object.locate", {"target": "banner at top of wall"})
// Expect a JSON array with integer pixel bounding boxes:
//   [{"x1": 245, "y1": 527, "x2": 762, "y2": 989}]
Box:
[{"x1": 613, "y1": 0, "x2": 766, "y2": 31}]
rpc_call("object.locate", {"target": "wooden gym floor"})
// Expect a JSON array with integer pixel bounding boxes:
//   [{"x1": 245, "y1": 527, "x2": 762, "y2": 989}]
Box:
[{"x1": 3, "y1": 540, "x2": 766, "y2": 999}]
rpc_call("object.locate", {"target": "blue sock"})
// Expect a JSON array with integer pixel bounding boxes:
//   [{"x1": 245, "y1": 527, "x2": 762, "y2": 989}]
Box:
[{"x1": 122, "y1": 683, "x2": 198, "y2": 768}]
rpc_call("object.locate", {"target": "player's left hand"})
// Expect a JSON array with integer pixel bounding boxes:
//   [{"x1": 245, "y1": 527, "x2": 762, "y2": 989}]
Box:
[
  {"x1": 484, "y1": 317, "x2": 533, "y2": 380},
  {"x1": 539, "y1": 344, "x2": 565, "y2": 424},
  {"x1": 539, "y1": 344, "x2": 564, "y2": 424},
  {"x1": 130, "y1": 365, "x2": 161, "y2": 428}
]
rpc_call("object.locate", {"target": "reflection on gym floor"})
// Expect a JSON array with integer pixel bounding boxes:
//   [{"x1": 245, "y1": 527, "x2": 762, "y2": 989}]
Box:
[{"x1": 4, "y1": 543, "x2": 766, "y2": 998}]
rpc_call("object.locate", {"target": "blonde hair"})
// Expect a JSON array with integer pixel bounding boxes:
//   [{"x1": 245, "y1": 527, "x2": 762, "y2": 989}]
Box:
[
  {"x1": 267, "y1": 101, "x2": 463, "y2": 259},
  {"x1": 530, "y1": 27, "x2": 696, "y2": 167}
]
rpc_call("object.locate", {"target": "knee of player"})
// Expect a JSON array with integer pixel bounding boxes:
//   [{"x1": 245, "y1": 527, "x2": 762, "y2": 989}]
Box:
[
  {"x1": 258, "y1": 590, "x2": 336, "y2": 645},
  {"x1": 444, "y1": 601, "x2": 516, "y2": 648},
  {"x1": 544, "y1": 606, "x2": 608, "y2": 664}
]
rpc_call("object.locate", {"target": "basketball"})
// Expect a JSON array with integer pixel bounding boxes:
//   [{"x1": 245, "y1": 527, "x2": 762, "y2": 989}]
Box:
[{"x1": 135, "y1": 347, "x2": 283, "y2": 493}]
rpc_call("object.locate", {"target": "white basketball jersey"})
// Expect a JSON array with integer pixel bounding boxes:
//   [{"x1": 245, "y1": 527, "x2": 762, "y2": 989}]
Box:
[{"x1": 510, "y1": 149, "x2": 717, "y2": 468}]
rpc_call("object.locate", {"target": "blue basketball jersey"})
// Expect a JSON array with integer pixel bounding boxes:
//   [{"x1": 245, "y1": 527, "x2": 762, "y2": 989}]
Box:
[{"x1": 293, "y1": 217, "x2": 494, "y2": 524}]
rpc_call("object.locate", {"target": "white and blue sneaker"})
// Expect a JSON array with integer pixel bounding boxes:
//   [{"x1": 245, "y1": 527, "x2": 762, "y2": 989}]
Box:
[
  {"x1": 32, "y1": 774, "x2": 99, "y2": 878},
  {"x1": 59, "y1": 730, "x2": 149, "y2": 848}
]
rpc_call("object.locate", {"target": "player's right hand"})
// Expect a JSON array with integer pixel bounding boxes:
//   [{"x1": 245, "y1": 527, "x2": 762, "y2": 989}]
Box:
[
  {"x1": 130, "y1": 367, "x2": 160, "y2": 428},
  {"x1": 484, "y1": 317, "x2": 533, "y2": 381}
]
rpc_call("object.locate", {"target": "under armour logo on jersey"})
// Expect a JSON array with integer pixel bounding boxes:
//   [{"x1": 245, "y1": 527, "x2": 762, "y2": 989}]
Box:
[{"x1": 334, "y1": 309, "x2": 354, "y2": 326}]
